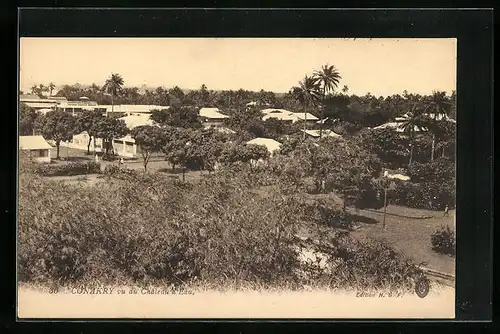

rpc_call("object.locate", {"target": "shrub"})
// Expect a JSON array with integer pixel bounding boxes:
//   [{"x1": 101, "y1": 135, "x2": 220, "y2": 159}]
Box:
[
  {"x1": 390, "y1": 180, "x2": 455, "y2": 210},
  {"x1": 19, "y1": 167, "x2": 304, "y2": 288},
  {"x1": 301, "y1": 199, "x2": 353, "y2": 230},
  {"x1": 331, "y1": 235, "x2": 425, "y2": 291},
  {"x1": 19, "y1": 155, "x2": 425, "y2": 293},
  {"x1": 36, "y1": 161, "x2": 101, "y2": 177},
  {"x1": 407, "y1": 158, "x2": 455, "y2": 184},
  {"x1": 299, "y1": 232, "x2": 425, "y2": 292},
  {"x1": 430, "y1": 225, "x2": 455, "y2": 256}
]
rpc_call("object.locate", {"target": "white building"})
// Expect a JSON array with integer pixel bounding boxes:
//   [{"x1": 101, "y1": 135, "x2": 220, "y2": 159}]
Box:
[
  {"x1": 261, "y1": 108, "x2": 319, "y2": 124},
  {"x1": 112, "y1": 134, "x2": 141, "y2": 158},
  {"x1": 373, "y1": 122, "x2": 428, "y2": 133},
  {"x1": 111, "y1": 114, "x2": 158, "y2": 158},
  {"x1": 246, "y1": 137, "x2": 282, "y2": 155},
  {"x1": 19, "y1": 135, "x2": 52, "y2": 163},
  {"x1": 96, "y1": 104, "x2": 170, "y2": 118},
  {"x1": 19, "y1": 94, "x2": 60, "y2": 111},
  {"x1": 62, "y1": 131, "x2": 104, "y2": 153},
  {"x1": 199, "y1": 107, "x2": 230, "y2": 128},
  {"x1": 301, "y1": 129, "x2": 342, "y2": 139}
]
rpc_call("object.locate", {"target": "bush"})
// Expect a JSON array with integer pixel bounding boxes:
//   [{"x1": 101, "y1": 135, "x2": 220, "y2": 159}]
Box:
[
  {"x1": 407, "y1": 158, "x2": 455, "y2": 184},
  {"x1": 19, "y1": 168, "x2": 304, "y2": 287},
  {"x1": 19, "y1": 155, "x2": 425, "y2": 293},
  {"x1": 36, "y1": 161, "x2": 101, "y2": 177},
  {"x1": 300, "y1": 232, "x2": 425, "y2": 291},
  {"x1": 301, "y1": 199, "x2": 353, "y2": 230},
  {"x1": 331, "y1": 235, "x2": 425, "y2": 291},
  {"x1": 430, "y1": 225, "x2": 455, "y2": 256},
  {"x1": 390, "y1": 180, "x2": 455, "y2": 211}
]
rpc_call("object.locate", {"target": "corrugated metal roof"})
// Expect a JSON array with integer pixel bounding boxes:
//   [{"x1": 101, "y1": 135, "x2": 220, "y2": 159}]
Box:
[
  {"x1": 24, "y1": 102, "x2": 58, "y2": 109},
  {"x1": 301, "y1": 129, "x2": 341, "y2": 138},
  {"x1": 98, "y1": 105, "x2": 170, "y2": 113},
  {"x1": 118, "y1": 114, "x2": 155, "y2": 129},
  {"x1": 246, "y1": 137, "x2": 282, "y2": 154},
  {"x1": 199, "y1": 108, "x2": 229, "y2": 119},
  {"x1": 261, "y1": 108, "x2": 292, "y2": 114},
  {"x1": 374, "y1": 122, "x2": 428, "y2": 133},
  {"x1": 19, "y1": 136, "x2": 52, "y2": 150},
  {"x1": 293, "y1": 113, "x2": 319, "y2": 121}
]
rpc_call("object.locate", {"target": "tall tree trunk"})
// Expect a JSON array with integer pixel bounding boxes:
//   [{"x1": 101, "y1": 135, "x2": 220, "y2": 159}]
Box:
[
  {"x1": 87, "y1": 136, "x2": 92, "y2": 155},
  {"x1": 431, "y1": 134, "x2": 435, "y2": 161},
  {"x1": 320, "y1": 86, "x2": 326, "y2": 139},
  {"x1": 302, "y1": 103, "x2": 307, "y2": 141},
  {"x1": 56, "y1": 142, "x2": 60, "y2": 159},
  {"x1": 182, "y1": 167, "x2": 186, "y2": 182},
  {"x1": 408, "y1": 142, "x2": 414, "y2": 167},
  {"x1": 109, "y1": 94, "x2": 113, "y2": 118}
]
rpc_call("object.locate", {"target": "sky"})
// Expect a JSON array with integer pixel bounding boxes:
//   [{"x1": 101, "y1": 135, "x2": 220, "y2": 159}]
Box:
[{"x1": 20, "y1": 38, "x2": 456, "y2": 97}]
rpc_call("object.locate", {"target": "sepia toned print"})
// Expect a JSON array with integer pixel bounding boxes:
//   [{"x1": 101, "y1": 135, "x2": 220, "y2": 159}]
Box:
[{"x1": 18, "y1": 37, "x2": 456, "y2": 318}]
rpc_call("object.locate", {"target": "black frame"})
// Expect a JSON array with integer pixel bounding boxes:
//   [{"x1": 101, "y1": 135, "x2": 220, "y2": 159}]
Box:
[{"x1": 3, "y1": 7, "x2": 494, "y2": 332}]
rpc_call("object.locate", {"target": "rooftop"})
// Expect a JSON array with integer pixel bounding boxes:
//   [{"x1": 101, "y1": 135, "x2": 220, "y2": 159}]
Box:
[
  {"x1": 98, "y1": 105, "x2": 170, "y2": 113},
  {"x1": 246, "y1": 137, "x2": 282, "y2": 154},
  {"x1": 19, "y1": 135, "x2": 52, "y2": 150},
  {"x1": 23, "y1": 102, "x2": 58, "y2": 109},
  {"x1": 301, "y1": 129, "x2": 342, "y2": 138},
  {"x1": 199, "y1": 107, "x2": 229, "y2": 119},
  {"x1": 373, "y1": 122, "x2": 428, "y2": 133},
  {"x1": 118, "y1": 114, "x2": 155, "y2": 129}
]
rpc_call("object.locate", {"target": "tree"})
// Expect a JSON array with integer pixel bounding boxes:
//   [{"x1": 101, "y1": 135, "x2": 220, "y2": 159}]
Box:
[
  {"x1": 102, "y1": 73, "x2": 124, "y2": 116},
  {"x1": 262, "y1": 118, "x2": 293, "y2": 140},
  {"x1": 219, "y1": 143, "x2": 253, "y2": 168},
  {"x1": 184, "y1": 128, "x2": 227, "y2": 174},
  {"x1": 355, "y1": 128, "x2": 409, "y2": 170},
  {"x1": 74, "y1": 110, "x2": 105, "y2": 155},
  {"x1": 290, "y1": 75, "x2": 321, "y2": 140},
  {"x1": 37, "y1": 111, "x2": 76, "y2": 159},
  {"x1": 151, "y1": 106, "x2": 202, "y2": 129},
  {"x1": 162, "y1": 128, "x2": 198, "y2": 181},
  {"x1": 313, "y1": 64, "x2": 341, "y2": 138},
  {"x1": 48, "y1": 82, "x2": 56, "y2": 97},
  {"x1": 169, "y1": 86, "x2": 185, "y2": 107},
  {"x1": 162, "y1": 127, "x2": 190, "y2": 177},
  {"x1": 38, "y1": 84, "x2": 48, "y2": 97},
  {"x1": 317, "y1": 138, "x2": 382, "y2": 211},
  {"x1": 93, "y1": 117, "x2": 128, "y2": 156},
  {"x1": 200, "y1": 84, "x2": 209, "y2": 106},
  {"x1": 246, "y1": 143, "x2": 271, "y2": 169},
  {"x1": 19, "y1": 103, "x2": 39, "y2": 136},
  {"x1": 399, "y1": 103, "x2": 427, "y2": 167},
  {"x1": 423, "y1": 91, "x2": 452, "y2": 161},
  {"x1": 30, "y1": 85, "x2": 38, "y2": 95},
  {"x1": 131, "y1": 125, "x2": 166, "y2": 171}
]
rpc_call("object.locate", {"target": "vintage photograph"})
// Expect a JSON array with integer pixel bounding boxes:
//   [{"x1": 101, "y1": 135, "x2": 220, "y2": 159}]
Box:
[{"x1": 18, "y1": 37, "x2": 456, "y2": 318}]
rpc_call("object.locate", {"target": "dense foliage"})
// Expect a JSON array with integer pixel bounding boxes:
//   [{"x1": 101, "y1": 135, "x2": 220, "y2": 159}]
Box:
[
  {"x1": 35, "y1": 161, "x2": 101, "y2": 177},
  {"x1": 430, "y1": 225, "x2": 455, "y2": 257},
  {"x1": 19, "y1": 155, "x2": 424, "y2": 291}
]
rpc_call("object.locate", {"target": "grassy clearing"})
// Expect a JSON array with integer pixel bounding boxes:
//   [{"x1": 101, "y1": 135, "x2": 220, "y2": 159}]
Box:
[{"x1": 350, "y1": 205, "x2": 455, "y2": 275}]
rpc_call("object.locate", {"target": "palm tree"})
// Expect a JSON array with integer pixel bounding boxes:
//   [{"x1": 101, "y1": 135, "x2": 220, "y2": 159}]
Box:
[
  {"x1": 30, "y1": 85, "x2": 38, "y2": 95},
  {"x1": 424, "y1": 91, "x2": 452, "y2": 161},
  {"x1": 399, "y1": 103, "x2": 427, "y2": 167},
  {"x1": 290, "y1": 75, "x2": 321, "y2": 141},
  {"x1": 38, "y1": 84, "x2": 47, "y2": 97},
  {"x1": 313, "y1": 64, "x2": 341, "y2": 138},
  {"x1": 48, "y1": 82, "x2": 56, "y2": 96},
  {"x1": 102, "y1": 73, "x2": 124, "y2": 117}
]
